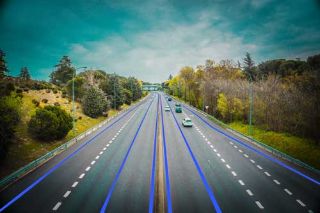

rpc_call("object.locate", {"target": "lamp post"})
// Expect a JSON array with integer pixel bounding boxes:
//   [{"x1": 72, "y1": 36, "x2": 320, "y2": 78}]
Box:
[
  {"x1": 248, "y1": 75, "x2": 253, "y2": 136},
  {"x1": 72, "y1": 66, "x2": 87, "y2": 136}
]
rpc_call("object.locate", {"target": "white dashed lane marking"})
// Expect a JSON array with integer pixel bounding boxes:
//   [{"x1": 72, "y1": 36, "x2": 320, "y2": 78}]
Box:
[
  {"x1": 72, "y1": 182, "x2": 78, "y2": 188},
  {"x1": 79, "y1": 173, "x2": 85, "y2": 179},
  {"x1": 85, "y1": 166, "x2": 91, "y2": 172},
  {"x1": 264, "y1": 171, "x2": 271, "y2": 177},
  {"x1": 52, "y1": 202, "x2": 62, "y2": 211},
  {"x1": 296, "y1": 199, "x2": 306, "y2": 207},
  {"x1": 255, "y1": 201, "x2": 264, "y2": 209},
  {"x1": 95, "y1": 155, "x2": 100, "y2": 160},
  {"x1": 63, "y1": 191, "x2": 71, "y2": 198},
  {"x1": 91, "y1": 160, "x2": 96, "y2": 165},
  {"x1": 246, "y1": 189, "x2": 253, "y2": 196},
  {"x1": 257, "y1": 165, "x2": 263, "y2": 170},
  {"x1": 250, "y1": 159, "x2": 255, "y2": 164},
  {"x1": 284, "y1": 188, "x2": 292, "y2": 195},
  {"x1": 226, "y1": 164, "x2": 231, "y2": 169},
  {"x1": 221, "y1": 158, "x2": 225, "y2": 163},
  {"x1": 238, "y1": 180, "x2": 245, "y2": 186},
  {"x1": 273, "y1": 179, "x2": 280, "y2": 185},
  {"x1": 99, "y1": 151, "x2": 103, "y2": 155},
  {"x1": 231, "y1": 171, "x2": 237, "y2": 176}
]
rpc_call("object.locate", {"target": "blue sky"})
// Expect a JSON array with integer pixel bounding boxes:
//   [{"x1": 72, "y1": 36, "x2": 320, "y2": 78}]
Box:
[{"x1": 1, "y1": 0, "x2": 320, "y2": 82}]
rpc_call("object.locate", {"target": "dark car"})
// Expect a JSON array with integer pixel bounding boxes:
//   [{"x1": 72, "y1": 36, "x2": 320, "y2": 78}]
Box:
[{"x1": 168, "y1": 97, "x2": 172, "y2": 101}]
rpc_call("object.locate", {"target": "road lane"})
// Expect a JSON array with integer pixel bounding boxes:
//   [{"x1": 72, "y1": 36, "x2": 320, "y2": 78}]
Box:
[
  {"x1": 160, "y1": 94, "x2": 217, "y2": 213},
  {"x1": 103, "y1": 93, "x2": 159, "y2": 213},
  {"x1": 0, "y1": 95, "x2": 154, "y2": 212},
  {"x1": 169, "y1": 95, "x2": 320, "y2": 212}
]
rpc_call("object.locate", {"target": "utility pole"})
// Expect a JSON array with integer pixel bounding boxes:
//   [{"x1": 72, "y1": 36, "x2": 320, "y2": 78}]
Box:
[
  {"x1": 73, "y1": 66, "x2": 87, "y2": 136},
  {"x1": 248, "y1": 76, "x2": 253, "y2": 136}
]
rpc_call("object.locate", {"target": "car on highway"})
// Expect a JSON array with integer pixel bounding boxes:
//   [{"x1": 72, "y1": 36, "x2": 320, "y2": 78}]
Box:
[
  {"x1": 164, "y1": 106, "x2": 170, "y2": 111},
  {"x1": 175, "y1": 105, "x2": 182, "y2": 113},
  {"x1": 182, "y1": 118, "x2": 193, "y2": 127},
  {"x1": 168, "y1": 97, "x2": 172, "y2": 101}
]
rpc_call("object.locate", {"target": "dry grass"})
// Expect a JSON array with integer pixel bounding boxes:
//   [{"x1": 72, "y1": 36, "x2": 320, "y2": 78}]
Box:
[{"x1": 0, "y1": 89, "x2": 130, "y2": 179}]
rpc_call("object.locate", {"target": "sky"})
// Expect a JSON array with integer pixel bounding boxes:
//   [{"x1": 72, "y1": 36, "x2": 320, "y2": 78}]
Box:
[{"x1": 1, "y1": 0, "x2": 320, "y2": 82}]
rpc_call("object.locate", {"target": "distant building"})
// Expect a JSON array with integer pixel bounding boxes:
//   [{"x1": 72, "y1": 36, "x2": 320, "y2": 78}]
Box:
[{"x1": 142, "y1": 84, "x2": 161, "y2": 91}]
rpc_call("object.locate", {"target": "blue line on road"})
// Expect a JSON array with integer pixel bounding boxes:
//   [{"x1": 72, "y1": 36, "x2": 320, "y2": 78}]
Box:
[
  {"x1": 183, "y1": 104, "x2": 320, "y2": 186},
  {"x1": 0, "y1": 97, "x2": 149, "y2": 212},
  {"x1": 160, "y1": 95, "x2": 173, "y2": 213},
  {"x1": 100, "y1": 97, "x2": 155, "y2": 213},
  {"x1": 149, "y1": 94, "x2": 159, "y2": 213},
  {"x1": 164, "y1": 95, "x2": 222, "y2": 213}
]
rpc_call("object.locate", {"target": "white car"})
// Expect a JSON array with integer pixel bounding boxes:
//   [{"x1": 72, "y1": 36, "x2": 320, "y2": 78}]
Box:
[
  {"x1": 164, "y1": 106, "x2": 170, "y2": 111},
  {"x1": 182, "y1": 118, "x2": 193, "y2": 127}
]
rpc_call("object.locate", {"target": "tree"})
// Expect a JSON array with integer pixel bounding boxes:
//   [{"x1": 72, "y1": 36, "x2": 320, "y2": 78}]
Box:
[
  {"x1": 19, "y1": 67, "x2": 31, "y2": 81},
  {"x1": 243, "y1": 52, "x2": 256, "y2": 81},
  {"x1": 0, "y1": 95, "x2": 21, "y2": 158},
  {"x1": 0, "y1": 49, "x2": 9, "y2": 79},
  {"x1": 101, "y1": 74, "x2": 123, "y2": 109},
  {"x1": 179, "y1": 66, "x2": 195, "y2": 102},
  {"x1": 66, "y1": 76, "x2": 85, "y2": 100},
  {"x1": 28, "y1": 106, "x2": 72, "y2": 141},
  {"x1": 50, "y1": 56, "x2": 75, "y2": 86},
  {"x1": 82, "y1": 87, "x2": 110, "y2": 118}
]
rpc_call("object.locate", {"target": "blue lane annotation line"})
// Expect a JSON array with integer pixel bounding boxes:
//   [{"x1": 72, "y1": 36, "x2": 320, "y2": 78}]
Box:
[
  {"x1": 183, "y1": 104, "x2": 320, "y2": 186},
  {"x1": 164, "y1": 94, "x2": 222, "y2": 213},
  {"x1": 160, "y1": 95, "x2": 173, "y2": 213},
  {"x1": 0, "y1": 96, "x2": 149, "y2": 212},
  {"x1": 149, "y1": 94, "x2": 159, "y2": 213},
  {"x1": 100, "y1": 97, "x2": 155, "y2": 213}
]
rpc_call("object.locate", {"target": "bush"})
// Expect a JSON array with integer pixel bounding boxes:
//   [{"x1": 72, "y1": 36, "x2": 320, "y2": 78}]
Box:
[
  {"x1": 53, "y1": 89, "x2": 58, "y2": 94},
  {"x1": 46, "y1": 89, "x2": 51, "y2": 93},
  {"x1": 32, "y1": 99, "x2": 40, "y2": 107},
  {"x1": 23, "y1": 88, "x2": 29, "y2": 92},
  {"x1": 0, "y1": 96, "x2": 21, "y2": 159},
  {"x1": 28, "y1": 106, "x2": 73, "y2": 141},
  {"x1": 82, "y1": 87, "x2": 110, "y2": 118},
  {"x1": 16, "y1": 88, "x2": 23, "y2": 93},
  {"x1": 78, "y1": 116, "x2": 82, "y2": 120},
  {"x1": 42, "y1": 98, "x2": 48, "y2": 103},
  {"x1": 61, "y1": 94, "x2": 66, "y2": 98},
  {"x1": 54, "y1": 102, "x2": 60, "y2": 106}
]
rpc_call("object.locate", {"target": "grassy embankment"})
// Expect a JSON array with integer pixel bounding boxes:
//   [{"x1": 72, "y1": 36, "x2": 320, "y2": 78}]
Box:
[
  {"x1": 0, "y1": 90, "x2": 131, "y2": 179},
  {"x1": 171, "y1": 95, "x2": 320, "y2": 170},
  {"x1": 228, "y1": 122, "x2": 320, "y2": 170}
]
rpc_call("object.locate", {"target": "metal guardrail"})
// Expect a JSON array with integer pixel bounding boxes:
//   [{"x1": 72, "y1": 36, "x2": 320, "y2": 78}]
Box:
[
  {"x1": 172, "y1": 96, "x2": 320, "y2": 175},
  {"x1": 0, "y1": 96, "x2": 148, "y2": 189}
]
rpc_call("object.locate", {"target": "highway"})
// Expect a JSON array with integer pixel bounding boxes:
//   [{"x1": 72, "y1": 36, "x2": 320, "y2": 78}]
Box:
[{"x1": 0, "y1": 92, "x2": 319, "y2": 212}]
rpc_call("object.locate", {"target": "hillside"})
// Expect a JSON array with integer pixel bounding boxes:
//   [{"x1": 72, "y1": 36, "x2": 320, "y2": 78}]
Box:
[{"x1": 0, "y1": 89, "x2": 124, "y2": 179}]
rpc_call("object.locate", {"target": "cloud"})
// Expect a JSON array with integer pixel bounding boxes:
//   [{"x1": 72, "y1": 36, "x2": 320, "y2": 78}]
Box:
[{"x1": 69, "y1": 18, "x2": 257, "y2": 82}]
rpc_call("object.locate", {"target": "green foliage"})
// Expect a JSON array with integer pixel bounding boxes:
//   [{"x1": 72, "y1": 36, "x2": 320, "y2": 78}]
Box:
[
  {"x1": 0, "y1": 95, "x2": 21, "y2": 159},
  {"x1": 82, "y1": 87, "x2": 110, "y2": 118},
  {"x1": 243, "y1": 52, "x2": 256, "y2": 81},
  {"x1": 50, "y1": 56, "x2": 75, "y2": 86},
  {"x1": 0, "y1": 49, "x2": 9, "y2": 79},
  {"x1": 100, "y1": 74, "x2": 123, "y2": 109},
  {"x1": 19, "y1": 67, "x2": 31, "y2": 81},
  {"x1": 0, "y1": 81, "x2": 15, "y2": 97},
  {"x1": 28, "y1": 106, "x2": 72, "y2": 141},
  {"x1": 66, "y1": 76, "x2": 85, "y2": 100},
  {"x1": 217, "y1": 93, "x2": 228, "y2": 119}
]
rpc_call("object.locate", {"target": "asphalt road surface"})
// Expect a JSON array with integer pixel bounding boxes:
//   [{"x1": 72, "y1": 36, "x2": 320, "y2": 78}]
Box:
[{"x1": 0, "y1": 92, "x2": 319, "y2": 213}]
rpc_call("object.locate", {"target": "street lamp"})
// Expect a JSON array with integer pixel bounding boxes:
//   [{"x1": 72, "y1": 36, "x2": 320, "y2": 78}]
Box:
[
  {"x1": 248, "y1": 75, "x2": 253, "y2": 136},
  {"x1": 72, "y1": 66, "x2": 87, "y2": 136}
]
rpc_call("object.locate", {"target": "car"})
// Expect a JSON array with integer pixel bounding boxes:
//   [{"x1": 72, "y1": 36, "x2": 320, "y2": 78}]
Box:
[
  {"x1": 168, "y1": 97, "x2": 172, "y2": 101},
  {"x1": 175, "y1": 103, "x2": 181, "y2": 107},
  {"x1": 164, "y1": 106, "x2": 170, "y2": 111},
  {"x1": 175, "y1": 105, "x2": 182, "y2": 113},
  {"x1": 182, "y1": 118, "x2": 193, "y2": 127}
]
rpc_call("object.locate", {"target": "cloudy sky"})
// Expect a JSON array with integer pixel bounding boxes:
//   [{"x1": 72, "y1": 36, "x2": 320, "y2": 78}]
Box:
[{"x1": 1, "y1": 0, "x2": 320, "y2": 82}]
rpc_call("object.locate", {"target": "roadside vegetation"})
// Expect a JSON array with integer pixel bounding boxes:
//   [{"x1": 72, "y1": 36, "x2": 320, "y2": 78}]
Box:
[
  {"x1": 0, "y1": 50, "x2": 145, "y2": 178},
  {"x1": 164, "y1": 53, "x2": 320, "y2": 169}
]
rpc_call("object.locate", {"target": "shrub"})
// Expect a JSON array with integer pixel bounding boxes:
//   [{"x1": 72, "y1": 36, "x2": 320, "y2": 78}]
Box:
[
  {"x1": 61, "y1": 94, "x2": 66, "y2": 98},
  {"x1": 32, "y1": 99, "x2": 40, "y2": 107},
  {"x1": 46, "y1": 89, "x2": 51, "y2": 93},
  {"x1": 78, "y1": 116, "x2": 82, "y2": 120},
  {"x1": 16, "y1": 88, "x2": 23, "y2": 93},
  {"x1": 0, "y1": 96, "x2": 21, "y2": 159},
  {"x1": 42, "y1": 98, "x2": 48, "y2": 103},
  {"x1": 28, "y1": 106, "x2": 72, "y2": 141},
  {"x1": 23, "y1": 88, "x2": 29, "y2": 92},
  {"x1": 53, "y1": 89, "x2": 58, "y2": 94},
  {"x1": 82, "y1": 87, "x2": 110, "y2": 118},
  {"x1": 54, "y1": 102, "x2": 60, "y2": 106}
]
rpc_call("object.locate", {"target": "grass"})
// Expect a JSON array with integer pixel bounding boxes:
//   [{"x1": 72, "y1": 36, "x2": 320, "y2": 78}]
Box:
[
  {"x1": 229, "y1": 122, "x2": 320, "y2": 170},
  {"x1": 0, "y1": 90, "x2": 132, "y2": 179}
]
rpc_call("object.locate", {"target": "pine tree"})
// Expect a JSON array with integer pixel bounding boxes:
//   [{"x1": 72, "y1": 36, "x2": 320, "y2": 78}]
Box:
[
  {"x1": 50, "y1": 56, "x2": 75, "y2": 85},
  {"x1": 0, "y1": 50, "x2": 9, "y2": 79},
  {"x1": 243, "y1": 52, "x2": 255, "y2": 81},
  {"x1": 19, "y1": 67, "x2": 31, "y2": 81}
]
